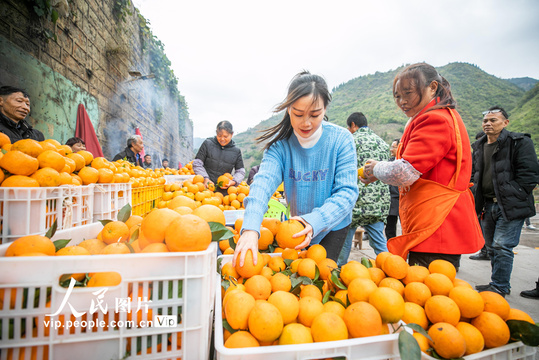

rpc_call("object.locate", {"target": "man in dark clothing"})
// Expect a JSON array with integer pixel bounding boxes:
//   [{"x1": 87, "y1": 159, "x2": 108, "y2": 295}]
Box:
[
  {"x1": 112, "y1": 135, "x2": 144, "y2": 166},
  {"x1": 247, "y1": 165, "x2": 260, "y2": 185},
  {"x1": 471, "y1": 106, "x2": 539, "y2": 297},
  {"x1": 0, "y1": 86, "x2": 44, "y2": 142},
  {"x1": 142, "y1": 154, "x2": 153, "y2": 169}
]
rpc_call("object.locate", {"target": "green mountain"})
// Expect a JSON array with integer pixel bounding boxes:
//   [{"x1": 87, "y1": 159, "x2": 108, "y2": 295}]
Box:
[{"x1": 234, "y1": 62, "x2": 537, "y2": 171}]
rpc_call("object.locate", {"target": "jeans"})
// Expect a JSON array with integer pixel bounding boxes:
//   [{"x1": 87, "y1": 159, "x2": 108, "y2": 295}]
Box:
[
  {"x1": 337, "y1": 222, "x2": 388, "y2": 266},
  {"x1": 481, "y1": 201, "x2": 525, "y2": 293}
]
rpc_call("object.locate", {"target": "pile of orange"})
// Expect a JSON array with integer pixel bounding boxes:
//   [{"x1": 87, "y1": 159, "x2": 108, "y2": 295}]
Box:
[
  {"x1": 178, "y1": 161, "x2": 195, "y2": 175},
  {"x1": 158, "y1": 174, "x2": 250, "y2": 211},
  {"x1": 219, "y1": 247, "x2": 535, "y2": 357},
  {"x1": 0, "y1": 136, "x2": 167, "y2": 187}
]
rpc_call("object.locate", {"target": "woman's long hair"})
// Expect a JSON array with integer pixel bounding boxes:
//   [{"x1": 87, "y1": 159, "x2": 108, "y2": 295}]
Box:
[
  {"x1": 257, "y1": 71, "x2": 332, "y2": 150},
  {"x1": 393, "y1": 63, "x2": 456, "y2": 112}
]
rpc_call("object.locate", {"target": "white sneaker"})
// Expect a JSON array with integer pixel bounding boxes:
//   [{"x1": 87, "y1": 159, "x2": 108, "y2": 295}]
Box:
[{"x1": 527, "y1": 224, "x2": 537, "y2": 230}]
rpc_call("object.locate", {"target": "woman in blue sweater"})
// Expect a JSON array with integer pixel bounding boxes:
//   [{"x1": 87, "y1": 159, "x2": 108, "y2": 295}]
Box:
[{"x1": 234, "y1": 71, "x2": 359, "y2": 266}]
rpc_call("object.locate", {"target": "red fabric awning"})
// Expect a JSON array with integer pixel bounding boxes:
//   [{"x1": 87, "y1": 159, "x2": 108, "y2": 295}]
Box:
[{"x1": 75, "y1": 104, "x2": 104, "y2": 157}]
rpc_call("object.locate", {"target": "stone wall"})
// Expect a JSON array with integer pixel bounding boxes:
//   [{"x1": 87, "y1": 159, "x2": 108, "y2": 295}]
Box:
[{"x1": 0, "y1": 0, "x2": 193, "y2": 167}]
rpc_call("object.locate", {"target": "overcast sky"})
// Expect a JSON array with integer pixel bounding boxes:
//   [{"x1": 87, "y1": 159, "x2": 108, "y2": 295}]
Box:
[{"x1": 132, "y1": 0, "x2": 539, "y2": 139}]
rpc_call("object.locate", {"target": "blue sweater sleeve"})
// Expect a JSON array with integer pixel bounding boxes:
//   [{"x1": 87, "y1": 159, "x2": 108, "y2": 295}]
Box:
[
  {"x1": 301, "y1": 130, "x2": 359, "y2": 238},
  {"x1": 241, "y1": 144, "x2": 285, "y2": 236}
]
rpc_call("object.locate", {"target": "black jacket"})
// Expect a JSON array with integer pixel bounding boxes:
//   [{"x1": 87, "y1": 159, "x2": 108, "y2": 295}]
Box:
[
  {"x1": 195, "y1": 137, "x2": 244, "y2": 183},
  {"x1": 0, "y1": 112, "x2": 45, "y2": 142},
  {"x1": 112, "y1": 147, "x2": 141, "y2": 166},
  {"x1": 471, "y1": 129, "x2": 539, "y2": 221}
]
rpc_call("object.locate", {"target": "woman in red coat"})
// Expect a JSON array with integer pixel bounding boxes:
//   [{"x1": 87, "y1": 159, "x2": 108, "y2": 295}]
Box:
[{"x1": 362, "y1": 63, "x2": 484, "y2": 268}]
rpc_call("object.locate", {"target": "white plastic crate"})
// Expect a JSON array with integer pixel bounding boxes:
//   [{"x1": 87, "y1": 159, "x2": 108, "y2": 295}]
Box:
[
  {"x1": 421, "y1": 341, "x2": 536, "y2": 360},
  {"x1": 93, "y1": 183, "x2": 132, "y2": 221},
  {"x1": 214, "y1": 255, "x2": 404, "y2": 360},
  {"x1": 0, "y1": 185, "x2": 94, "y2": 244},
  {"x1": 0, "y1": 223, "x2": 217, "y2": 360},
  {"x1": 224, "y1": 210, "x2": 244, "y2": 226}
]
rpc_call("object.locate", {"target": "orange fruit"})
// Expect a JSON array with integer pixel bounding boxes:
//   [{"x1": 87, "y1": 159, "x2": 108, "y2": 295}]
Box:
[
  {"x1": 165, "y1": 214, "x2": 212, "y2": 251},
  {"x1": 248, "y1": 301, "x2": 284, "y2": 342},
  {"x1": 173, "y1": 206, "x2": 194, "y2": 215},
  {"x1": 334, "y1": 289, "x2": 348, "y2": 305},
  {"x1": 56, "y1": 245, "x2": 91, "y2": 256},
  {"x1": 297, "y1": 296, "x2": 324, "y2": 327},
  {"x1": 168, "y1": 195, "x2": 197, "y2": 210},
  {"x1": 224, "y1": 330, "x2": 260, "y2": 348},
  {"x1": 42, "y1": 138, "x2": 61, "y2": 148},
  {"x1": 141, "y1": 208, "x2": 181, "y2": 243},
  {"x1": 268, "y1": 256, "x2": 286, "y2": 272},
  {"x1": 268, "y1": 290, "x2": 299, "y2": 324},
  {"x1": 40, "y1": 140, "x2": 58, "y2": 152},
  {"x1": 0, "y1": 132, "x2": 11, "y2": 147},
  {"x1": 428, "y1": 259, "x2": 457, "y2": 281},
  {"x1": 67, "y1": 153, "x2": 86, "y2": 171},
  {"x1": 471, "y1": 311, "x2": 510, "y2": 349},
  {"x1": 375, "y1": 251, "x2": 392, "y2": 268},
  {"x1": 369, "y1": 287, "x2": 405, "y2": 324},
  {"x1": 428, "y1": 322, "x2": 467, "y2": 359},
  {"x1": 322, "y1": 301, "x2": 346, "y2": 319},
  {"x1": 344, "y1": 301, "x2": 383, "y2": 338},
  {"x1": 425, "y1": 295, "x2": 461, "y2": 326},
  {"x1": 11, "y1": 139, "x2": 44, "y2": 157},
  {"x1": 479, "y1": 291, "x2": 510, "y2": 320},
  {"x1": 141, "y1": 243, "x2": 169, "y2": 253},
  {"x1": 58, "y1": 171, "x2": 73, "y2": 185},
  {"x1": 404, "y1": 281, "x2": 432, "y2": 307},
  {"x1": 91, "y1": 157, "x2": 110, "y2": 169},
  {"x1": 340, "y1": 261, "x2": 370, "y2": 287},
  {"x1": 281, "y1": 247, "x2": 299, "y2": 260},
  {"x1": 5, "y1": 235, "x2": 55, "y2": 256},
  {"x1": 368, "y1": 267, "x2": 386, "y2": 286},
  {"x1": 192, "y1": 204, "x2": 226, "y2": 225},
  {"x1": 456, "y1": 321, "x2": 485, "y2": 355},
  {"x1": 124, "y1": 215, "x2": 143, "y2": 229},
  {"x1": 101, "y1": 221, "x2": 130, "y2": 244},
  {"x1": 234, "y1": 218, "x2": 243, "y2": 231},
  {"x1": 37, "y1": 150, "x2": 65, "y2": 171},
  {"x1": 347, "y1": 278, "x2": 377, "y2": 303},
  {"x1": 423, "y1": 273, "x2": 454, "y2": 296},
  {"x1": 192, "y1": 174, "x2": 204, "y2": 183},
  {"x1": 297, "y1": 257, "x2": 317, "y2": 279},
  {"x1": 381, "y1": 254, "x2": 409, "y2": 279},
  {"x1": 413, "y1": 332, "x2": 430, "y2": 354},
  {"x1": 101, "y1": 241, "x2": 131, "y2": 255},
  {"x1": 261, "y1": 218, "x2": 281, "y2": 236},
  {"x1": 235, "y1": 250, "x2": 264, "y2": 278},
  {"x1": 258, "y1": 226, "x2": 274, "y2": 250},
  {"x1": 306, "y1": 244, "x2": 327, "y2": 264},
  {"x1": 221, "y1": 262, "x2": 239, "y2": 281},
  {"x1": 87, "y1": 272, "x2": 122, "y2": 287},
  {"x1": 97, "y1": 168, "x2": 114, "y2": 183},
  {"x1": 1, "y1": 175, "x2": 38, "y2": 187},
  {"x1": 30, "y1": 167, "x2": 60, "y2": 187},
  {"x1": 278, "y1": 323, "x2": 313, "y2": 345},
  {"x1": 224, "y1": 291, "x2": 256, "y2": 330},
  {"x1": 299, "y1": 284, "x2": 323, "y2": 301},
  {"x1": 402, "y1": 302, "x2": 429, "y2": 329},
  {"x1": 379, "y1": 277, "x2": 405, "y2": 297},
  {"x1": 227, "y1": 186, "x2": 237, "y2": 195},
  {"x1": 77, "y1": 150, "x2": 94, "y2": 165},
  {"x1": 78, "y1": 238, "x2": 107, "y2": 255},
  {"x1": 275, "y1": 219, "x2": 305, "y2": 249},
  {"x1": 269, "y1": 272, "x2": 292, "y2": 292},
  {"x1": 449, "y1": 286, "x2": 484, "y2": 319},
  {"x1": 402, "y1": 265, "x2": 430, "y2": 284},
  {"x1": 317, "y1": 257, "x2": 337, "y2": 281},
  {"x1": 311, "y1": 312, "x2": 348, "y2": 342},
  {"x1": 244, "y1": 275, "x2": 272, "y2": 300},
  {"x1": 505, "y1": 308, "x2": 535, "y2": 324},
  {"x1": 0, "y1": 150, "x2": 39, "y2": 175},
  {"x1": 57, "y1": 144, "x2": 73, "y2": 156},
  {"x1": 453, "y1": 278, "x2": 473, "y2": 289},
  {"x1": 64, "y1": 156, "x2": 76, "y2": 173},
  {"x1": 78, "y1": 166, "x2": 99, "y2": 185}
]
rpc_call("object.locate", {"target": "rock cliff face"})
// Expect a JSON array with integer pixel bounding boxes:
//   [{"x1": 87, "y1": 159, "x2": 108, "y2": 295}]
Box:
[{"x1": 0, "y1": 0, "x2": 193, "y2": 166}]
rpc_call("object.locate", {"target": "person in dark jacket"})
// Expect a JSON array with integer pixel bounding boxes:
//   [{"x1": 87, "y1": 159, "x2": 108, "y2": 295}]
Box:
[
  {"x1": 247, "y1": 165, "x2": 260, "y2": 185},
  {"x1": 471, "y1": 106, "x2": 539, "y2": 297},
  {"x1": 0, "y1": 86, "x2": 44, "y2": 142},
  {"x1": 193, "y1": 121, "x2": 245, "y2": 190},
  {"x1": 112, "y1": 135, "x2": 144, "y2": 166},
  {"x1": 385, "y1": 139, "x2": 400, "y2": 239}
]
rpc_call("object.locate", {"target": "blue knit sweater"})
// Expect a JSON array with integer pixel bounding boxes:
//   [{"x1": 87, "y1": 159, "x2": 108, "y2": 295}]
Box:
[{"x1": 243, "y1": 122, "x2": 359, "y2": 244}]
